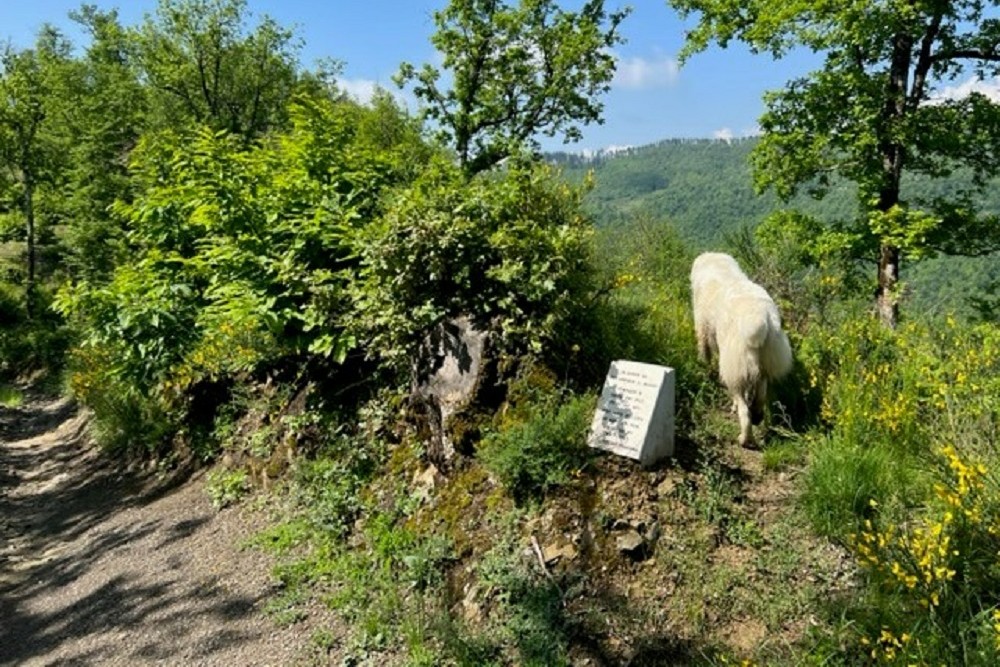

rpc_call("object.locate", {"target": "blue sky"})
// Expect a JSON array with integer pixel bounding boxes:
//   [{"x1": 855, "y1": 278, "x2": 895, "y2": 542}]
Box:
[{"x1": 3, "y1": 0, "x2": 992, "y2": 153}]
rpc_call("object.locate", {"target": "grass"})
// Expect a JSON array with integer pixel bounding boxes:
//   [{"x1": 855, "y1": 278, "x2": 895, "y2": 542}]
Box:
[
  {"x1": 0, "y1": 384, "x2": 24, "y2": 407},
  {"x1": 237, "y1": 228, "x2": 1000, "y2": 665}
]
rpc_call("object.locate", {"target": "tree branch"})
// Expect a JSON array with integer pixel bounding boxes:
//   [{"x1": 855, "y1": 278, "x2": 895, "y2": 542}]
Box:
[
  {"x1": 930, "y1": 47, "x2": 1000, "y2": 63},
  {"x1": 909, "y1": 11, "x2": 944, "y2": 109}
]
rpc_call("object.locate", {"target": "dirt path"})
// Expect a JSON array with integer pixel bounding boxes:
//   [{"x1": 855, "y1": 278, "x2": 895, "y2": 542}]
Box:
[{"x1": 0, "y1": 394, "x2": 332, "y2": 666}]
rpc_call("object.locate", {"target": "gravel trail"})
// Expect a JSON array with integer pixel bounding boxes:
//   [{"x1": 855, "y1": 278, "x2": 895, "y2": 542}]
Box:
[{"x1": 0, "y1": 395, "x2": 332, "y2": 666}]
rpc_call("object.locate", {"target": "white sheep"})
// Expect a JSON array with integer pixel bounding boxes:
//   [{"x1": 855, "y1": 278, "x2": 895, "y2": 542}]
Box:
[{"x1": 691, "y1": 252, "x2": 793, "y2": 447}]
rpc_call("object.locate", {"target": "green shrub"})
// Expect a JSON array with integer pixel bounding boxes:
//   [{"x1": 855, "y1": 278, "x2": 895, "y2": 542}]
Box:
[
  {"x1": 205, "y1": 468, "x2": 249, "y2": 509},
  {"x1": 0, "y1": 281, "x2": 22, "y2": 327},
  {"x1": 480, "y1": 390, "x2": 593, "y2": 501},
  {"x1": 0, "y1": 384, "x2": 23, "y2": 407},
  {"x1": 0, "y1": 284, "x2": 70, "y2": 382},
  {"x1": 802, "y1": 434, "x2": 913, "y2": 540},
  {"x1": 67, "y1": 342, "x2": 176, "y2": 455},
  {"x1": 348, "y1": 157, "x2": 598, "y2": 371}
]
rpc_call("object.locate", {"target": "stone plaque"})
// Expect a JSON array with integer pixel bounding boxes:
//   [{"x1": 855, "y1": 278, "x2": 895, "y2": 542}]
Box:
[{"x1": 588, "y1": 360, "x2": 675, "y2": 467}]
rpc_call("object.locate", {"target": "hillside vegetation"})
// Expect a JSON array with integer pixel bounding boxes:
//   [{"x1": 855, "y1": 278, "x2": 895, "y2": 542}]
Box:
[
  {"x1": 2, "y1": 1, "x2": 1000, "y2": 666},
  {"x1": 552, "y1": 138, "x2": 1000, "y2": 320}
]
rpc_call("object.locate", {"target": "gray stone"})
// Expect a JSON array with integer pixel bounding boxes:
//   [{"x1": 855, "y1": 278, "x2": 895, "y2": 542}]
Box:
[
  {"x1": 616, "y1": 529, "x2": 645, "y2": 555},
  {"x1": 410, "y1": 316, "x2": 498, "y2": 464},
  {"x1": 412, "y1": 464, "x2": 443, "y2": 502},
  {"x1": 656, "y1": 477, "x2": 678, "y2": 497},
  {"x1": 542, "y1": 541, "x2": 579, "y2": 564},
  {"x1": 588, "y1": 360, "x2": 675, "y2": 467}
]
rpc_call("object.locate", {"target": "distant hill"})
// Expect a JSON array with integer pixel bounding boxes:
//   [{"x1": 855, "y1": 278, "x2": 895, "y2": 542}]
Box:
[
  {"x1": 549, "y1": 138, "x2": 1000, "y2": 320},
  {"x1": 551, "y1": 138, "x2": 764, "y2": 247}
]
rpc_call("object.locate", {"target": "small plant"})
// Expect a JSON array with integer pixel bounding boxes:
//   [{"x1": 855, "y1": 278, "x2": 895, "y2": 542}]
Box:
[
  {"x1": 0, "y1": 384, "x2": 23, "y2": 408},
  {"x1": 479, "y1": 390, "x2": 594, "y2": 502},
  {"x1": 474, "y1": 530, "x2": 571, "y2": 666},
  {"x1": 205, "y1": 468, "x2": 249, "y2": 509},
  {"x1": 263, "y1": 587, "x2": 308, "y2": 627},
  {"x1": 847, "y1": 445, "x2": 1000, "y2": 664}
]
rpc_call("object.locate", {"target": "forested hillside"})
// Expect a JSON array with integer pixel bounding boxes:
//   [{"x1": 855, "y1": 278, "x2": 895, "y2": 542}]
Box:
[
  {"x1": 3, "y1": 1, "x2": 1000, "y2": 665},
  {"x1": 552, "y1": 138, "x2": 1000, "y2": 318}
]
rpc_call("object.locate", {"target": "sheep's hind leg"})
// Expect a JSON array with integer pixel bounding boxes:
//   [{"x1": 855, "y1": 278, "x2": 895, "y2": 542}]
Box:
[
  {"x1": 751, "y1": 377, "x2": 768, "y2": 426},
  {"x1": 734, "y1": 393, "x2": 756, "y2": 448}
]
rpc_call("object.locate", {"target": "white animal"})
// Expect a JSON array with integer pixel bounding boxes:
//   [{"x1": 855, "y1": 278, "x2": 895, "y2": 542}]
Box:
[{"x1": 690, "y1": 252, "x2": 793, "y2": 447}]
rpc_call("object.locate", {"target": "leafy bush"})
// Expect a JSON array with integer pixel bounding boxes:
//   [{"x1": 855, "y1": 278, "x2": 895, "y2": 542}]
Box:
[
  {"x1": 205, "y1": 468, "x2": 249, "y2": 509},
  {"x1": 58, "y1": 91, "x2": 604, "y2": 458},
  {"x1": 348, "y1": 157, "x2": 598, "y2": 371},
  {"x1": 56, "y1": 93, "x2": 430, "y2": 447},
  {"x1": 479, "y1": 389, "x2": 593, "y2": 501}
]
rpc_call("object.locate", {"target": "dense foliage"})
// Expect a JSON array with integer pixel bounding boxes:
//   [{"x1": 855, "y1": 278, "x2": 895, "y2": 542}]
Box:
[
  {"x1": 553, "y1": 138, "x2": 1000, "y2": 321},
  {"x1": 669, "y1": 0, "x2": 1000, "y2": 325},
  {"x1": 3, "y1": 1, "x2": 1000, "y2": 665}
]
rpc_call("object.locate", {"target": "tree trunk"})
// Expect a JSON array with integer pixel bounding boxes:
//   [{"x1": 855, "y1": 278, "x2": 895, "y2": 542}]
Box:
[
  {"x1": 877, "y1": 243, "x2": 900, "y2": 327},
  {"x1": 874, "y1": 32, "x2": 912, "y2": 328},
  {"x1": 24, "y1": 173, "x2": 36, "y2": 320}
]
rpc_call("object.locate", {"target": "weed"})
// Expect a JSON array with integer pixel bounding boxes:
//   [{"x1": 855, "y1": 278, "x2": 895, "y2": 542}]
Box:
[
  {"x1": 205, "y1": 468, "x2": 249, "y2": 509},
  {"x1": 0, "y1": 384, "x2": 23, "y2": 407},
  {"x1": 761, "y1": 439, "x2": 802, "y2": 471},
  {"x1": 475, "y1": 531, "x2": 572, "y2": 666},
  {"x1": 480, "y1": 389, "x2": 594, "y2": 502},
  {"x1": 263, "y1": 587, "x2": 308, "y2": 627}
]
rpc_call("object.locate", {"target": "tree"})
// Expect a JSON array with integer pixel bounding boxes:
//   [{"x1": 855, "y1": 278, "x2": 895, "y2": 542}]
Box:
[
  {"x1": 0, "y1": 29, "x2": 72, "y2": 316},
  {"x1": 670, "y1": 0, "x2": 1000, "y2": 326},
  {"x1": 130, "y1": 0, "x2": 300, "y2": 139},
  {"x1": 396, "y1": 0, "x2": 630, "y2": 176},
  {"x1": 62, "y1": 6, "x2": 147, "y2": 280}
]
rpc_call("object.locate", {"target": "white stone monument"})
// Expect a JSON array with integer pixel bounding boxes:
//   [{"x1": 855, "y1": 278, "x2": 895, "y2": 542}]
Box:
[{"x1": 588, "y1": 360, "x2": 675, "y2": 467}]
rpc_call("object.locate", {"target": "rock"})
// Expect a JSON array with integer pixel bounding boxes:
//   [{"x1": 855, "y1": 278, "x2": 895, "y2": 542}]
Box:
[
  {"x1": 629, "y1": 513, "x2": 656, "y2": 532},
  {"x1": 412, "y1": 464, "x2": 443, "y2": 502},
  {"x1": 410, "y1": 316, "x2": 500, "y2": 465},
  {"x1": 644, "y1": 520, "x2": 662, "y2": 545},
  {"x1": 616, "y1": 529, "x2": 645, "y2": 556},
  {"x1": 656, "y1": 477, "x2": 677, "y2": 497},
  {"x1": 413, "y1": 464, "x2": 443, "y2": 489},
  {"x1": 542, "y1": 541, "x2": 579, "y2": 565},
  {"x1": 611, "y1": 517, "x2": 631, "y2": 531},
  {"x1": 460, "y1": 584, "x2": 482, "y2": 624}
]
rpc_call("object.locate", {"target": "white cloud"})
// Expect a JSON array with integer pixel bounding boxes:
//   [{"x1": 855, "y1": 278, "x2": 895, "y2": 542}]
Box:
[
  {"x1": 612, "y1": 53, "x2": 680, "y2": 90},
  {"x1": 337, "y1": 78, "x2": 380, "y2": 104},
  {"x1": 930, "y1": 75, "x2": 1000, "y2": 104},
  {"x1": 713, "y1": 127, "x2": 734, "y2": 142},
  {"x1": 336, "y1": 78, "x2": 414, "y2": 110}
]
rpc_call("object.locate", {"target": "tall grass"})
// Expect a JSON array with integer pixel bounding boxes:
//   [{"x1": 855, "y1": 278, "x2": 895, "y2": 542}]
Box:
[
  {"x1": 797, "y1": 312, "x2": 1000, "y2": 664},
  {"x1": 0, "y1": 384, "x2": 23, "y2": 407}
]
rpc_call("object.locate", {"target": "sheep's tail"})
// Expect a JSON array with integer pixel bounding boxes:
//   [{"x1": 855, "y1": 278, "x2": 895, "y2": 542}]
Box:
[
  {"x1": 760, "y1": 315, "x2": 793, "y2": 380},
  {"x1": 733, "y1": 309, "x2": 793, "y2": 382},
  {"x1": 738, "y1": 310, "x2": 770, "y2": 351}
]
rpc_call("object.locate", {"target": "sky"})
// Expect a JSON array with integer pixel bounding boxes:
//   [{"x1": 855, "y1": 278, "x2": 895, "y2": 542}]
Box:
[{"x1": 2, "y1": 0, "x2": 997, "y2": 153}]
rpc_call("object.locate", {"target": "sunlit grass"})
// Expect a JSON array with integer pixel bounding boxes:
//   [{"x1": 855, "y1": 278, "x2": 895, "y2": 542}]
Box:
[{"x1": 0, "y1": 384, "x2": 23, "y2": 408}]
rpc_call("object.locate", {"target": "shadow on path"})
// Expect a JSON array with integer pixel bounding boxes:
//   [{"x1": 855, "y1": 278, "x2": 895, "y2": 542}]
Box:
[{"x1": 0, "y1": 396, "x2": 301, "y2": 666}]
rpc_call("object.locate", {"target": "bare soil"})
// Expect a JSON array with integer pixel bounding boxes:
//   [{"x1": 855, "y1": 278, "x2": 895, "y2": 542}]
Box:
[{"x1": 0, "y1": 394, "x2": 334, "y2": 667}]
